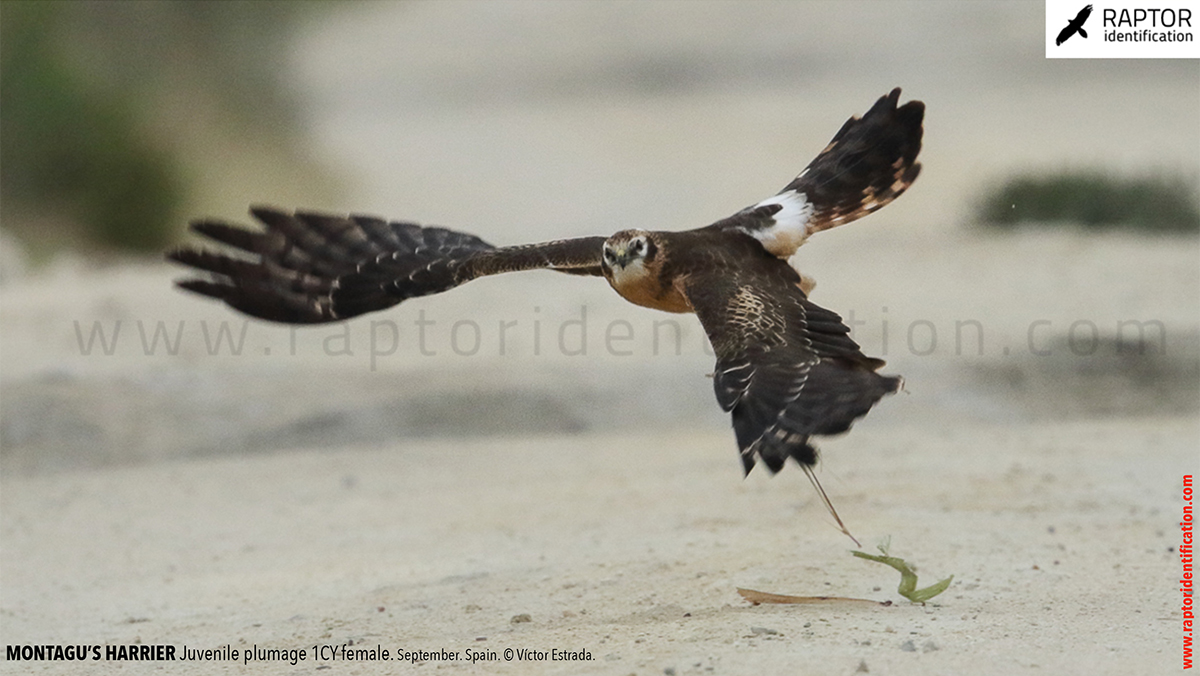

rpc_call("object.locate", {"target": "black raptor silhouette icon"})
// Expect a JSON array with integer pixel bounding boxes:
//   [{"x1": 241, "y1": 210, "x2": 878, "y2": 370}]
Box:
[{"x1": 1056, "y1": 4, "x2": 1093, "y2": 45}]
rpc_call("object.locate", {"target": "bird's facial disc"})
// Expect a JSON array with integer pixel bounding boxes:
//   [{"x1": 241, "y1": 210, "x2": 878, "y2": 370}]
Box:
[{"x1": 603, "y1": 233, "x2": 650, "y2": 270}]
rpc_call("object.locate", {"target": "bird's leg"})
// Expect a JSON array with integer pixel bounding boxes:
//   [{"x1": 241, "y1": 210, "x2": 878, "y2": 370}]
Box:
[{"x1": 802, "y1": 464, "x2": 860, "y2": 547}]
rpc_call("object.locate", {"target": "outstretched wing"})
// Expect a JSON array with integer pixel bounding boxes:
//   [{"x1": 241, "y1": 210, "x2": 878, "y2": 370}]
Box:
[
  {"x1": 168, "y1": 206, "x2": 605, "y2": 324},
  {"x1": 678, "y1": 256, "x2": 901, "y2": 475},
  {"x1": 714, "y1": 88, "x2": 924, "y2": 258}
]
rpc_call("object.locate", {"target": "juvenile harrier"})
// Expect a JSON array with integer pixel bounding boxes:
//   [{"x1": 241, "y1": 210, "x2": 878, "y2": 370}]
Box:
[{"x1": 171, "y1": 89, "x2": 923, "y2": 527}]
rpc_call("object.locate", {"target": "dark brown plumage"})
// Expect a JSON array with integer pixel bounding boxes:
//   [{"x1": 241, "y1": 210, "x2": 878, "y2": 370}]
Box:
[{"x1": 170, "y1": 88, "x2": 924, "y2": 483}]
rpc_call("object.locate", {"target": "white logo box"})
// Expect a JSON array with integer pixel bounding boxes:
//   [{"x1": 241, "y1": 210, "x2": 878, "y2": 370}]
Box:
[{"x1": 1046, "y1": 0, "x2": 1200, "y2": 58}]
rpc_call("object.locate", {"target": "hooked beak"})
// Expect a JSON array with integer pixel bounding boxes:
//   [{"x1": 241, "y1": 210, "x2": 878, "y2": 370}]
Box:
[
  {"x1": 605, "y1": 246, "x2": 635, "y2": 270},
  {"x1": 610, "y1": 248, "x2": 634, "y2": 269}
]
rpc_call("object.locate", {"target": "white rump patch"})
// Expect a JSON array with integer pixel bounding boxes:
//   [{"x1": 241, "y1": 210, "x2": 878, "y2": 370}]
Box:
[{"x1": 745, "y1": 189, "x2": 814, "y2": 258}]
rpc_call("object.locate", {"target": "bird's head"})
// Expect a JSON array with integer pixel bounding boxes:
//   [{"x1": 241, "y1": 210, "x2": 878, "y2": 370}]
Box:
[{"x1": 602, "y1": 230, "x2": 656, "y2": 274}]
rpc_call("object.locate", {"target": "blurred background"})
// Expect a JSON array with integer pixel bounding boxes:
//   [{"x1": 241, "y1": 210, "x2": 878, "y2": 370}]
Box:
[{"x1": 2, "y1": 0, "x2": 1197, "y2": 474}]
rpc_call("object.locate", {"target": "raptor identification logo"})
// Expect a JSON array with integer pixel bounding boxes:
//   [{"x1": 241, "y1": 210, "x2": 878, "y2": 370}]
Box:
[{"x1": 1046, "y1": 0, "x2": 1200, "y2": 57}]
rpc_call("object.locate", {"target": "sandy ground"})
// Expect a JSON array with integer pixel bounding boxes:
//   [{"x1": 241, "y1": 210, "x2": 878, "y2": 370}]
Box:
[
  {"x1": 2, "y1": 2, "x2": 1199, "y2": 674},
  {"x1": 2, "y1": 420, "x2": 1195, "y2": 675}
]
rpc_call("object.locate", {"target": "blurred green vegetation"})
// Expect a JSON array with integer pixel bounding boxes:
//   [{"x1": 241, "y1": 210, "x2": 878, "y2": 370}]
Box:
[
  {"x1": 0, "y1": 0, "x2": 333, "y2": 255},
  {"x1": 975, "y1": 170, "x2": 1200, "y2": 233}
]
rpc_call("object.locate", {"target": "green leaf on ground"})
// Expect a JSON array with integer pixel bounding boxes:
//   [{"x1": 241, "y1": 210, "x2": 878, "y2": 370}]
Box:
[{"x1": 852, "y1": 542, "x2": 953, "y2": 603}]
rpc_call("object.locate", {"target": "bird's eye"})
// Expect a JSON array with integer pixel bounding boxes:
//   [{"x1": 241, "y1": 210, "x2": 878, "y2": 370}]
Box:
[
  {"x1": 631, "y1": 238, "x2": 645, "y2": 253},
  {"x1": 603, "y1": 249, "x2": 615, "y2": 262}
]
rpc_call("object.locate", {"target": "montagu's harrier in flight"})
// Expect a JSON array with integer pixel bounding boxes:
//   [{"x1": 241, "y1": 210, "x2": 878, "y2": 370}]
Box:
[{"x1": 171, "y1": 89, "x2": 923, "y2": 532}]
